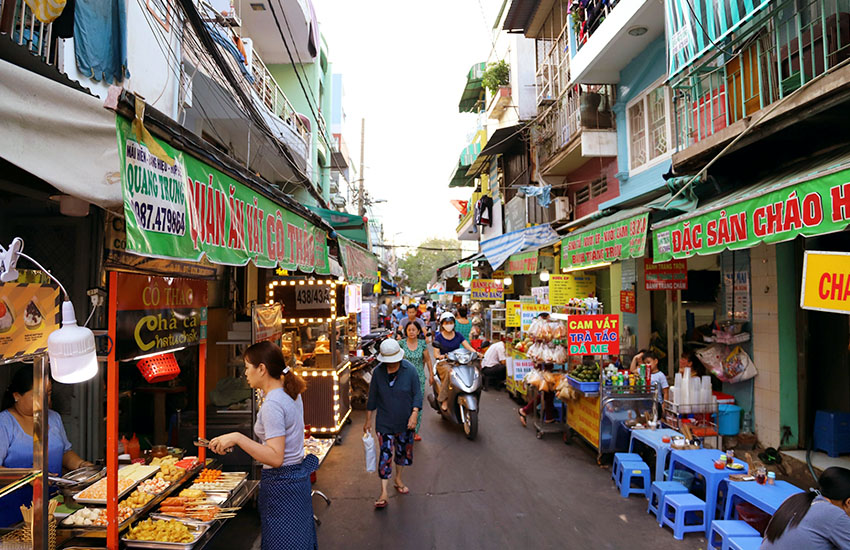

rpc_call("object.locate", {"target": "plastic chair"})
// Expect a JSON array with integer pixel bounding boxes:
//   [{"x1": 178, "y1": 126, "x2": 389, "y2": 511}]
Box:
[
  {"x1": 612, "y1": 452, "x2": 642, "y2": 482},
  {"x1": 617, "y1": 461, "x2": 651, "y2": 499},
  {"x1": 709, "y1": 520, "x2": 761, "y2": 550},
  {"x1": 728, "y1": 536, "x2": 764, "y2": 550},
  {"x1": 661, "y1": 493, "x2": 706, "y2": 540},
  {"x1": 648, "y1": 481, "x2": 690, "y2": 525}
]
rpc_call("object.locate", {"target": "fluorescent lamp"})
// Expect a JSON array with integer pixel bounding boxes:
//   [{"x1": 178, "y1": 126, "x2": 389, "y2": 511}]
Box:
[{"x1": 48, "y1": 300, "x2": 98, "y2": 384}]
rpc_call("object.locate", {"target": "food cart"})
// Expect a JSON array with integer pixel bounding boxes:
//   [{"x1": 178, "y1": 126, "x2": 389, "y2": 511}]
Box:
[{"x1": 267, "y1": 278, "x2": 352, "y2": 438}]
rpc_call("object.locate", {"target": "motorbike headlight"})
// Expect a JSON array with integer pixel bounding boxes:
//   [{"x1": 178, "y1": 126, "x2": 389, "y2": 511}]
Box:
[{"x1": 456, "y1": 353, "x2": 471, "y2": 365}]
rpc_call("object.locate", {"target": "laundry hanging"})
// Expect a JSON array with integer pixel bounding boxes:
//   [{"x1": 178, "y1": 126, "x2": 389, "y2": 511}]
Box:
[
  {"x1": 25, "y1": 0, "x2": 66, "y2": 24},
  {"x1": 73, "y1": 0, "x2": 130, "y2": 83}
]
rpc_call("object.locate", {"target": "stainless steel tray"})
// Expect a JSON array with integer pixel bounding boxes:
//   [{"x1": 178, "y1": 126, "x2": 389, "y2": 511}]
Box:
[
  {"x1": 189, "y1": 472, "x2": 248, "y2": 495},
  {"x1": 73, "y1": 465, "x2": 160, "y2": 505},
  {"x1": 121, "y1": 522, "x2": 209, "y2": 549}
]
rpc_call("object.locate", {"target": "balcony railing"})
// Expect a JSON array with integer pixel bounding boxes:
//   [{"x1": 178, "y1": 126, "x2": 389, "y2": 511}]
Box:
[
  {"x1": 672, "y1": 0, "x2": 850, "y2": 151},
  {"x1": 572, "y1": 0, "x2": 622, "y2": 51},
  {"x1": 0, "y1": 0, "x2": 57, "y2": 65},
  {"x1": 536, "y1": 23, "x2": 571, "y2": 104},
  {"x1": 536, "y1": 84, "x2": 616, "y2": 162},
  {"x1": 250, "y1": 51, "x2": 311, "y2": 143}
]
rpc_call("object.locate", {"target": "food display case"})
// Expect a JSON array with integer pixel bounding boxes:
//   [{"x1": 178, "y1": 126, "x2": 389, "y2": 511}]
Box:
[{"x1": 267, "y1": 279, "x2": 352, "y2": 436}]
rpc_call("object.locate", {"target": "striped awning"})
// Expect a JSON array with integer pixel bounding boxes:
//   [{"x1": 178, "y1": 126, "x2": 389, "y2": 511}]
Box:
[
  {"x1": 458, "y1": 63, "x2": 486, "y2": 113},
  {"x1": 480, "y1": 224, "x2": 559, "y2": 270}
]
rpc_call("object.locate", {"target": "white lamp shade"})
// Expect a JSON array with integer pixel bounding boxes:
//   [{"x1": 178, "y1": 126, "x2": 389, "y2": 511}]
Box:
[
  {"x1": 503, "y1": 277, "x2": 513, "y2": 286},
  {"x1": 540, "y1": 271, "x2": 550, "y2": 282},
  {"x1": 47, "y1": 301, "x2": 99, "y2": 383}
]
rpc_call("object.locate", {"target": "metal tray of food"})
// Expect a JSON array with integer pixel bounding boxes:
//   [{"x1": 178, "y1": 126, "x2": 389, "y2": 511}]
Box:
[
  {"x1": 122, "y1": 521, "x2": 209, "y2": 549},
  {"x1": 189, "y1": 472, "x2": 248, "y2": 495},
  {"x1": 149, "y1": 513, "x2": 217, "y2": 528},
  {"x1": 73, "y1": 465, "x2": 160, "y2": 504}
]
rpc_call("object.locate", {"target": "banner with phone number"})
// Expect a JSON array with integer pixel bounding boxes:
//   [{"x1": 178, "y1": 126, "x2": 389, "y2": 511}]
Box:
[{"x1": 117, "y1": 117, "x2": 330, "y2": 274}]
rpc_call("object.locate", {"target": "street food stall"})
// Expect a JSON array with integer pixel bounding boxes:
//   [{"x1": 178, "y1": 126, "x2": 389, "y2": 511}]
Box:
[{"x1": 267, "y1": 279, "x2": 352, "y2": 437}]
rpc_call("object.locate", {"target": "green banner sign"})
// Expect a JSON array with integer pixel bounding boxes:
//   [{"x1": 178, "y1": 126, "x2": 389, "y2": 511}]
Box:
[
  {"x1": 338, "y1": 236, "x2": 378, "y2": 284},
  {"x1": 506, "y1": 251, "x2": 538, "y2": 274},
  {"x1": 458, "y1": 262, "x2": 473, "y2": 281},
  {"x1": 561, "y1": 213, "x2": 649, "y2": 268},
  {"x1": 117, "y1": 117, "x2": 330, "y2": 273},
  {"x1": 652, "y1": 167, "x2": 850, "y2": 262}
]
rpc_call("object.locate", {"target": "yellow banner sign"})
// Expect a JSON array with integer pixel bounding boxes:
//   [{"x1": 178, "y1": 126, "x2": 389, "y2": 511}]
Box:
[
  {"x1": 801, "y1": 251, "x2": 850, "y2": 314},
  {"x1": 548, "y1": 274, "x2": 596, "y2": 305},
  {"x1": 506, "y1": 300, "x2": 522, "y2": 327},
  {"x1": 471, "y1": 279, "x2": 504, "y2": 300},
  {"x1": 0, "y1": 283, "x2": 61, "y2": 362},
  {"x1": 521, "y1": 303, "x2": 550, "y2": 332},
  {"x1": 567, "y1": 394, "x2": 600, "y2": 448}
]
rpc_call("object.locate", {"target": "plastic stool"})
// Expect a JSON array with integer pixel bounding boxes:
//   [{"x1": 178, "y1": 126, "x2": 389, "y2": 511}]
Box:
[
  {"x1": 728, "y1": 536, "x2": 764, "y2": 550},
  {"x1": 709, "y1": 520, "x2": 761, "y2": 550},
  {"x1": 612, "y1": 452, "x2": 642, "y2": 482},
  {"x1": 661, "y1": 493, "x2": 706, "y2": 540},
  {"x1": 617, "y1": 461, "x2": 651, "y2": 499},
  {"x1": 648, "y1": 481, "x2": 690, "y2": 525}
]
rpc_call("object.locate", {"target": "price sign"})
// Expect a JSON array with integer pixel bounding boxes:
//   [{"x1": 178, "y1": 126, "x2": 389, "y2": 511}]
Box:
[
  {"x1": 295, "y1": 286, "x2": 331, "y2": 310},
  {"x1": 548, "y1": 274, "x2": 596, "y2": 305},
  {"x1": 521, "y1": 304, "x2": 550, "y2": 332},
  {"x1": 506, "y1": 300, "x2": 522, "y2": 327},
  {"x1": 513, "y1": 358, "x2": 534, "y2": 381}
]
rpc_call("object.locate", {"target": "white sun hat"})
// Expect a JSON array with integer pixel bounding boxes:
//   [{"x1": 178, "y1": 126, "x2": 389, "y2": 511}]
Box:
[
  {"x1": 439, "y1": 312, "x2": 455, "y2": 323},
  {"x1": 377, "y1": 338, "x2": 405, "y2": 363}
]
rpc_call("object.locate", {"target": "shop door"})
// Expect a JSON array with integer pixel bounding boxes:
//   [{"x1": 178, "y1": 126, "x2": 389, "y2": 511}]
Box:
[{"x1": 805, "y1": 311, "x2": 850, "y2": 422}]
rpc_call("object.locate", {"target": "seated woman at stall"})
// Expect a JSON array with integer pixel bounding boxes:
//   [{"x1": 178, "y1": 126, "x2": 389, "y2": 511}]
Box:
[
  {"x1": 761, "y1": 466, "x2": 850, "y2": 549},
  {"x1": 678, "y1": 349, "x2": 707, "y2": 377},
  {"x1": 0, "y1": 364, "x2": 93, "y2": 527}
]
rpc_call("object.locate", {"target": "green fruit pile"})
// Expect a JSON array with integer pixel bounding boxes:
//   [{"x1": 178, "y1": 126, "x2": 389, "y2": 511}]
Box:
[{"x1": 570, "y1": 363, "x2": 600, "y2": 382}]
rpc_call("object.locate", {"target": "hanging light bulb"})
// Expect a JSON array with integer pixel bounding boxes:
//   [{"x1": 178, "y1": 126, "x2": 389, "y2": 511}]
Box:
[
  {"x1": 461, "y1": 279, "x2": 471, "y2": 288},
  {"x1": 503, "y1": 276, "x2": 513, "y2": 286},
  {"x1": 540, "y1": 270, "x2": 550, "y2": 282}
]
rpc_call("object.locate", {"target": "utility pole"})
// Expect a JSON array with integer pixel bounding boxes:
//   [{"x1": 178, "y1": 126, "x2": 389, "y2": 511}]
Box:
[{"x1": 358, "y1": 118, "x2": 366, "y2": 216}]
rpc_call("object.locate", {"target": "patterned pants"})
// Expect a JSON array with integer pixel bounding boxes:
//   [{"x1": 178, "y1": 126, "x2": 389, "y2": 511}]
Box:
[{"x1": 377, "y1": 431, "x2": 414, "y2": 479}]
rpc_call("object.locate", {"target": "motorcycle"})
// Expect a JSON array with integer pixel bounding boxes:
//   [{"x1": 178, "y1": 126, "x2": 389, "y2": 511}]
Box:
[
  {"x1": 427, "y1": 349, "x2": 482, "y2": 440},
  {"x1": 350, "y1": 330, "x2": 391, "y2": 409}
]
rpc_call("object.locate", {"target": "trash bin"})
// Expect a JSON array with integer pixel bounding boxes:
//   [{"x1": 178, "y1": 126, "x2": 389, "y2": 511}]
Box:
[{"x1": 718, "y1": 404, "x2": 742, "y2": 436}]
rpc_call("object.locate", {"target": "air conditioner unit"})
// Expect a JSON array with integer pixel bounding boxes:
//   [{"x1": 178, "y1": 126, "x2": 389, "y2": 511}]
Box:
[{"x1": 553, "y1": 196, "x2": 572, "y2": 222}]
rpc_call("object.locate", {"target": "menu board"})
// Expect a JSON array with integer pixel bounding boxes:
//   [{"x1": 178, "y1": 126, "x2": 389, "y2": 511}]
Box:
[
  {"x1": 506, "y1": 300, "x2": 522, "y2": 327},
  {"x1": 521, "y1": 304, "x2": 550, "y2": 332},
  {"x1": 548, "y1": 274, "x2": 596, "y2": 305}
]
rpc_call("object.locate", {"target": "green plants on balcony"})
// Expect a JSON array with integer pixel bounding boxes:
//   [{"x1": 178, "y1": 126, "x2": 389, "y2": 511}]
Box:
[{"x1": 482, "y1": 60, "x2": 510, "y2": 96}]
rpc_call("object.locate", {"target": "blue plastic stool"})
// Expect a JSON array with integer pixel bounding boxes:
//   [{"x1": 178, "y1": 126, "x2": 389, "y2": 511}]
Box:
[
  {"x1": 648, "y1": 481, "x2": 690, "y2": 525},
  {"x1": 709, "y1": 520, "x2": 761, "y2": 550},
  {"x1": 612, "y1": 452, "x2": 642, "y2": 482},
  {"x1": 617, "y1": 461, "x2": 651, "y2": 499},
  {"x1": 728, "y1": 536, "x2": 764, "y2": 550},
  {"x1": 661, "y1": 493, "x2": 706, "y2": 540}
]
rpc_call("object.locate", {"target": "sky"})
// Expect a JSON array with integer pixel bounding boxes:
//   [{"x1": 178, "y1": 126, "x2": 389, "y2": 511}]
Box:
[{"x1": 315, "y1": 0, "x2": 505, "y2": 254}]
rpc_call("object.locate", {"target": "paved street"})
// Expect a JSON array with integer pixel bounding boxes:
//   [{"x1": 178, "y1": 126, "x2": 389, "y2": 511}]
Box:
[{"x1": 215, "y1": 387, "x2": 706, "y2": 549}]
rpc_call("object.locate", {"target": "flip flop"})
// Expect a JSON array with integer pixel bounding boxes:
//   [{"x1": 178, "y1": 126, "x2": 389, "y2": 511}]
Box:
[
  {"x1": 414, "y1": 434, "x2": 422, "y2": 441},
  {"x1": 374, "y1": 499, "x2": 388, "y2": 509},
  {"x1": 517, "y1": 409, "x2": 527, "y2": 427},
  {"x1": 394, "y1": 484, "x2": 410, "y2": 494}
]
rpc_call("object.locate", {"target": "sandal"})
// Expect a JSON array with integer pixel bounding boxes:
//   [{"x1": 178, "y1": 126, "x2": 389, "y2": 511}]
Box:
[
  {"x1": 414, "y1": 434, "x2": 422, "y2": 441},
  {"x1": 374, "y1": 499, "x2": 388, "y2": 509},
  {"x1": 517, "y1": 409, "x2": 527, "y2": 427},
  {"x1": 394, "y1": 483, "x2": 409, "y2": 494}
]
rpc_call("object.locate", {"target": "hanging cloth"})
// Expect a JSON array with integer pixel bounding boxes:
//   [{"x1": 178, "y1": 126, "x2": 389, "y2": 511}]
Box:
[
  {"x1": 74, "y1": 0, "x2": 130, "y2": 83},
  {"x1": 25, "y1": 0, "x2": 66, "y2": 24}
]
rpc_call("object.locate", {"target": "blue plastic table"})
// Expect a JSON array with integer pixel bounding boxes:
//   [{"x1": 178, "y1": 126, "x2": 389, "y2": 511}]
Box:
[
  {"x1": 667, "y1": 449, "x2": 749, "y2": 536},
  {"x1": 628, "y1": 428, "x2": 683, "y2": 481},
  {"x1": 722, "y1": 479, "x2": 803, "y2": 520}
]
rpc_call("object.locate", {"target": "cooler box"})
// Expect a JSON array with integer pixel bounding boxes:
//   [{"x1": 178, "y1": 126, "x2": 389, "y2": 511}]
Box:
[{"x1": 713, "y1": 391, "x2": 735, "y2": 405}]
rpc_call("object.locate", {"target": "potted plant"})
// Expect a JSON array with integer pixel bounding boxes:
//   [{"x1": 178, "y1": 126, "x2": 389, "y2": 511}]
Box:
[{"x1": 482, "y1": 60, "x2": 511, "y2": 96}]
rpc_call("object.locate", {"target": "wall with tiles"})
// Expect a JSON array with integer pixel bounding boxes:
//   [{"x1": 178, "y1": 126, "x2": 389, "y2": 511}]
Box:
[{"x1": 750, "y1": 243, "x2": 782, "y2": 448}]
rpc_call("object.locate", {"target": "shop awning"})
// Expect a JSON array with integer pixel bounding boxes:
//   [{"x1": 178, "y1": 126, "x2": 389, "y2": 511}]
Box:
[
  {"x1": 0, "y1": 58, "x2": 122, "y2": 208},
  {"x1": 481, "y1": 224, "x2": 559, "y2": 270},
  {"x1": 502, "y1": 0, "x2": 542, "y2": 33},
  {"x1": 651, "y1": 150, "x2": 850, "y2": 263},
  {"x1": 308, "y1": 206, "x2": 369, "y2": 246},
  {"x1": 115, "y1": 116, "x2": 331, "y2": 274},
  {"x1": 458, "y1": 62, "x2": 486, "y2": 113},
  {"x1": 479, "y1": 124, "x2": 524, "y2": 157},
  {"x1": 561, "y1": 207, "x2": 650, "y2": 269},
  {"x1": 381, "y1": 278, "x2": 396, "y2": 291},
  {"x1": 338, "y1": 236, "x2": 379, "y2": 284}
]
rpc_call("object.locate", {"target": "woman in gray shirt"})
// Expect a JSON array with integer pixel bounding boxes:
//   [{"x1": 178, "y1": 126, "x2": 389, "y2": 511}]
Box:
[
  {"x1": 209, "y1": 341, "x2": 318, "y2": 550},
  {"x1": 761, "y1": 467, "x2": 850, "y2": 550}
]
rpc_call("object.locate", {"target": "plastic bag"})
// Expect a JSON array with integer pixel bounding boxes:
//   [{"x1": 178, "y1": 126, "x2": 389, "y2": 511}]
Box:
[
  {"x1": 697, "y1": 344, "x2": 757, "y2": 383},
  {"x1": 363, "y1": 432, "x2": 377, "y2": 473}
]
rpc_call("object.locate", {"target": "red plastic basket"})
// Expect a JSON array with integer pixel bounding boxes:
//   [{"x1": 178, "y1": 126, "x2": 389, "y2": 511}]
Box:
[{"x1": 136, "y1": 353, "x2": 180, "y2": 383}]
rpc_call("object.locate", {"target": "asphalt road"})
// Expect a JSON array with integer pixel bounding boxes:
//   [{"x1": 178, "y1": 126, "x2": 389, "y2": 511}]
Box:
[{"x1": 213, "y1": 385, "x2": 710, "y2": 549}]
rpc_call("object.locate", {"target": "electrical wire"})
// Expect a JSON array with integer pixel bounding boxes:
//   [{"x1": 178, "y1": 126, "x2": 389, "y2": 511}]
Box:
[
  {"x1": 19, "y1": 252, "x2": 68, "y2": 300},
  {"x1": 681, "y1": 0, "x2": 735, "y2": 58}
]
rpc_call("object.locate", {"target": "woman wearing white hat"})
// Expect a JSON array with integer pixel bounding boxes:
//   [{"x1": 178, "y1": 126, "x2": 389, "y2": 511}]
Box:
[{"x1": 363, "y1": 339, "x2": 423, "y2": 509}]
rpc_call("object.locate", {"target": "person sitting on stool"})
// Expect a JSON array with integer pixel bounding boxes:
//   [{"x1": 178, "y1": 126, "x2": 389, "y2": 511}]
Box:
[{"x1": 480, "y1": 340, "x2": 507, "y2": 390}]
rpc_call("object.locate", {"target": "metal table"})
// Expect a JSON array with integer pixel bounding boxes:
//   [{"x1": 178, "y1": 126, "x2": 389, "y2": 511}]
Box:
[{"x1": 628, "y1": 428, "x2": 683, "y2": 481}]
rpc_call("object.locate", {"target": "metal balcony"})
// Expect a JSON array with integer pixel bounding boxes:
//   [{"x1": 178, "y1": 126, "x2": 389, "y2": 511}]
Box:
[
  {"x1": 671, "y1": 0, "x2": 850, "y2": 152},
  {"x1": 0, "y1": 0, "x2": 57, "y2": 66},
  {"x1": 536, "y1": 84, "x2": 616, "y2": 166}
]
